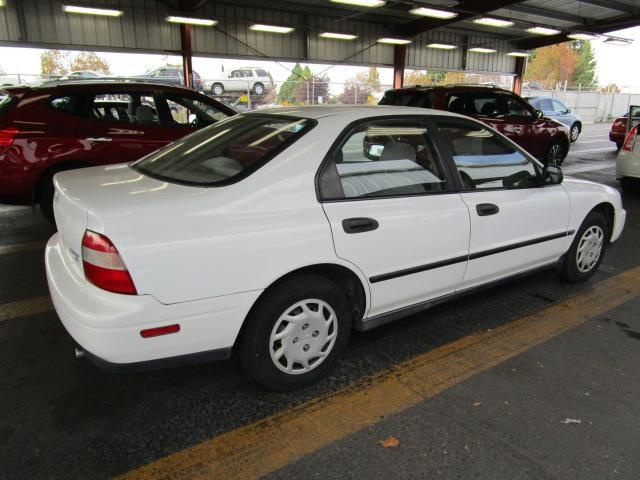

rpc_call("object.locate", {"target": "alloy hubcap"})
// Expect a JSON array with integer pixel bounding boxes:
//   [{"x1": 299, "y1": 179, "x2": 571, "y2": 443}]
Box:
[
  {"x1": 269, "y1": 299, "x2": 338, "y2": 375},
  {"x1": 571, "y1": 126, "x2": 579, "y2": 141},
  {"x1": 576, "y1": 225, "x2": 604, "y2": 273},
  {"x1": 548, "y1": 144, "x2": 562, "y2": 166}
]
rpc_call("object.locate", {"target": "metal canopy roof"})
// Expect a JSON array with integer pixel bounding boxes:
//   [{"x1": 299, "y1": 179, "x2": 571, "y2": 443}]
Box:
[{"x1": 1, "y1": 0, "x2": 639, "y2": 75}]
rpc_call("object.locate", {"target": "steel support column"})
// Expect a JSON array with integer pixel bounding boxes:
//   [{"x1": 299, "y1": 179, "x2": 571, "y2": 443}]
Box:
[
  {"x1": 393, "y1": 45, "x2": 406, "y2": 89},
  {"x1": 180, "y1": 24, "x2": 193, "y2": 89},
  {"x1": 513, "y1": 57, "x2": 525, "y2": 95}
]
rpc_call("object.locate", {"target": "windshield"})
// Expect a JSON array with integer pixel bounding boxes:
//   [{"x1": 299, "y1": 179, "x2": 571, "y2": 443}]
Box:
[{"x1": 132, "y1": 114, "x2": 315, "y2": 186}]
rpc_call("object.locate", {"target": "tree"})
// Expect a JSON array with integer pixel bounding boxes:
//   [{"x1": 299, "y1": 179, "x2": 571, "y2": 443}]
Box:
[
  {"x1": 600, "y1": 83, "x2": 620, "y2": 93},
  {"x1": 356, "y1": 66, "x2": 381, "y2": 93},
  {"x1": 40, "y1": 49, "x2": 111, "y2": 77},
  {"x1": 571, "y1": 40, "x2": 597, "y2": 88},
  {"x1": 338, "y1": 67, "x2": 382, "y2": 104},
  {"x1": 278, "y1": 63, "x2": 305, "y2": 105},
  {"x1": 294, "y1": 66, "x2": 313, "y2": 104},
  {"x1": 404, "y1": 69, "x2": 446, "y2": 86},
  {"x1": 70, "y1": 51, "x2": 111, "y2": 75},
  {"x1": 40, "y1": 50, "x2": 70, "y2": 77},
  {"x1": 525, "y1": 43, "x2": 577, "y2": 87}
]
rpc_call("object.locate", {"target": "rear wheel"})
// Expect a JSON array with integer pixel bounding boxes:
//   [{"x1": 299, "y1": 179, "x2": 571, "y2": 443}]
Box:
[
  {"x1": 239, "y1": 274, "x2": 351, "y2": 391},
  {"x1": 616, "y1": 141, "x2": 623, "y2": 151},
  {"x1": 252, "y1": 83, "x2": 264, "y2": 95},
  {"x1": 570, "y1": 123, "x2": 581, "y2": 142},
  {"x1": 558, "y1": 211, "x2": 607, "y2": 283},
  {"x1": 545, "y1": 139, "x2": 566, "y2": 166},
  {"x1": 39, "y1": 175, "x2": 56, "y2": 225},
  {"x1": 211, "y1": 83, "x2": 224, "y2": 96}
]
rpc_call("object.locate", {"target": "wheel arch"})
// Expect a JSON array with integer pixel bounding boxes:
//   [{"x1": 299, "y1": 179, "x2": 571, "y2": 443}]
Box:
[
  {"x1": 590, "y1": 201, "x2": 615, "y2": 243},
  {"x1": 33, "y1": 160, "x2": 94, "y2": 205},
  {"x1": 233, "y1": 263, "x2": 369, "y2": 349}
]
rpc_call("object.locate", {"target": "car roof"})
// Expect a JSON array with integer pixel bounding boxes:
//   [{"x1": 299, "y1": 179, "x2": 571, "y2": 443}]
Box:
[
  {"x1": 385, "y1": 84, "x2": 512, "y2": 94},
  {"x1": 27, "y1": 80, "x2": 199, "y2": 93},
  {"x1": 247, "y1": 104, "x2": 463, "y2": 121}
]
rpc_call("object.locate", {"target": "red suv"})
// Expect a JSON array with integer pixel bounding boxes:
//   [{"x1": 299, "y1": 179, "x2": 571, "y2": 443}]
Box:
[
  {"x1": 379, "y1": 85, "x2": 571, "y2": 165},
  {"x1": 610, "y1": 114, "x2": 628, "y2": 150},
  {"x1": 0, "y1": 81, "x2": 234, "y2": 221}
]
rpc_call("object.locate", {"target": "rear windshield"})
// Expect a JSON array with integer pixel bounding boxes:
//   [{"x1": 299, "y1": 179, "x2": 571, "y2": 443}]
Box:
[
  {"x1": 379, "y1": 90, "x2": 436, "y2": 108},
  {"x1": 132, "y1": 114, "x2": 315, "y2": 186},
  {"x1": 0, "y1": 90, "x2": 16, "y2": 115}
]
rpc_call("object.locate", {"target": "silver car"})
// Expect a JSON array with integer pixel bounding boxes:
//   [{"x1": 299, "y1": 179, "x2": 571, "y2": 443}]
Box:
[
  {"x1": 208, "y1": 67, "x2": 275, "y2": 96},
  {"x1": 527, "y1": 96, "x2": 582, "y2": 142}
]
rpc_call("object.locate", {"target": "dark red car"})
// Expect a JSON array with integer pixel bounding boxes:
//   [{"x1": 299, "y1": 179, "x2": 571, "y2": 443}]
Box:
[
  {"x1": 0, "y1": 81, "x2": 235, "y2": 221},
  {"x1": 379, "y1": 85, "x2": 571, "y2": 165},
  {"x1": 610, "y1": 114, "x2": 628, "y2": 150}
]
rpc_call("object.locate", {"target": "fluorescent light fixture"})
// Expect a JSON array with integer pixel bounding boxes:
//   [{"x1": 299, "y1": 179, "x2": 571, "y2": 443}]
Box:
[
  {"x1": 427, "y1": 43, "x2": 457, "y2": 50},
  {"x1": 506, "y1": 51, "x2": 530, "y2": 57},
  {"x1": 468, "y1": 47, "x2": 496, "y2": 53},
  {"x1": 567, "y1": 31, "x2": 599, "y2": 41},
  {"x1": 166, "y1": 16, "x2": 217, "y2": 26},
  {"x1": 62, "y1": 5, "x2": 123, "y2": 16},
  {"x1": 249, "y1": 23, "x2": 294, "y2": 34},
  {"x1": 409, "y1": 7, "x2": 457, "y2": 19},
  {"x1": 330, "y1": 0, "x2": 386, "y2": 7},
  {"x1": 378, "y1": 37, "x2": 412, "y2": 45},
  {"x1": 473, "y1": 17, "x2": 514, "y2": 28},
  {"x1": 319, "y1": 32, "x2": 358, "y2": 40},
  {"x1": 526, "y1": 26, "x2": 560, "y2": 35},
  {"x1": 603, "y1": 37, "x2": 632, "y2": 46}
]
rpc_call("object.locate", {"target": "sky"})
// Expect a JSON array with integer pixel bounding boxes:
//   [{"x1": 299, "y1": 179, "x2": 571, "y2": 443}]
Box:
[{"x1": 1, "y1": 26, "x2": 639, "y2": 91}]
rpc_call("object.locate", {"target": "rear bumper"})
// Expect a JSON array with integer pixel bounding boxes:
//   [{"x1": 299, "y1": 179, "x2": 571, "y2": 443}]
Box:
[{"x1": 45, "y1": 233, "x2": 262, "y2": 367}]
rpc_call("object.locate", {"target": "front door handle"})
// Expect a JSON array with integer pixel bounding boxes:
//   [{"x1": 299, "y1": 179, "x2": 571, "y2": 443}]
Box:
[
  {"x1": 476, "y1": 203, "x2": 499, "y2": 216},
  {"x1": 342, "y1": 217, "x2": 379, "y2": 234},
  {"x1": 513, "y1": 126, "x2": 524, "y2": 134},
  {"x1": 85, "y1": 137, "x2": 113, "y2": 142}
]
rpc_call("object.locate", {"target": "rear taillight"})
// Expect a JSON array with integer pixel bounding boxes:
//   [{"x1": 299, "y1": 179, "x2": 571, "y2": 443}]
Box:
[
  {"x1": 622, "y1": 126, "x2": 638, "y2": 152},
  {"x1": 81, "y1": 230, "x2": 137, "y2": 295},
  {"x1": 0, "y1": 126, "x2": 19, "y2": 147}
]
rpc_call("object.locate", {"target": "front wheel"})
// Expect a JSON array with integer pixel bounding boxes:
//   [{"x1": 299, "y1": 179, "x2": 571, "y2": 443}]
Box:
[
  {"x1": 558, "y1": 211, "x2": 607, "y2": 283},
  {"x1": 570, "y1": 123, "x2": 581, "y2": 142},
  {"x1": 239, "y1": 275, "x2": 351, "y2": 391},
  {"x1": 545, "y1": 139, "x2": 566, "y2": 166},
  {"x1": 39, "y1": 175, "x2": 56, "y2": 225}
]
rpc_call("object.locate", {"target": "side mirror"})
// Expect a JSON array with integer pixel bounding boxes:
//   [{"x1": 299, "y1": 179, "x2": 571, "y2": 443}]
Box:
[
  {"x1": 542, "y1": 164, "x2": 563, "y2": 185},
  {"x1": 535, "y1": 110, "x2": 544, "y2": 120},
  {"x1": 565, "y1": 108, "x2": 571, "y2": 114}
]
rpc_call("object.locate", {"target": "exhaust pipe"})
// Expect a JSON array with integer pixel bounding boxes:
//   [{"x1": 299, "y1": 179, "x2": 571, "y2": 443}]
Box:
[{"x1": 74, "y1": 347, "x2": 86, "y2": 359}]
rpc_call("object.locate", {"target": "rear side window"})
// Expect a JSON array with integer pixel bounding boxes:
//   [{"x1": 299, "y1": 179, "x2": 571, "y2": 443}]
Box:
[
  {"x1": 132, "y1": 114, "x2": 314, "y2": 186},
  {"x1": 379, "y1": 91, "x2": 435, "y2": 108},
  {"x1": 90, "y1": 92, "x2": 158, "y2": 125},
  {"x1": 50, "y1": 95, "x2": 82, "y2": 113},
  {"x1": 256, "y1": 69, "x2": 268, "y2": 77},
  {"x1": 0, "y1": 90, "x2": 17, "y2": 115}
]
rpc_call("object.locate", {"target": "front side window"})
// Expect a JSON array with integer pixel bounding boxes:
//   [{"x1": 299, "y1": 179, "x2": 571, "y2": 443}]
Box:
[
  {"x1": 538, "y1": 98, "x2": 553, "y2": 111},
  {"x1": 165, "y1": 93, "x2": 228, "y2": 128},
  {"x1": 320, "y1": 119, "x2": 447, "y2": 200},
  {"x1": 379, "y1": 91, "x2": 436, "y2": 108},
  {"x1": 436, "y1": 120, "x2": 540, "y2": 190},
  {"x1": 552, "y1": 99, "x2": 567, "y2": 113},
  {"x1": 503, "y1": 94, "x2": 533, "y2": 117},
  {"x1": 133, "y1": 114, "x2": 314, "y2": 186}
]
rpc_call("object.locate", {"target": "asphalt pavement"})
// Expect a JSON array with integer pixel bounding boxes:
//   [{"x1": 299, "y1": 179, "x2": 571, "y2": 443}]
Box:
[{"x1": 1, "y1": 122, "x2": 639, "y2": 480}]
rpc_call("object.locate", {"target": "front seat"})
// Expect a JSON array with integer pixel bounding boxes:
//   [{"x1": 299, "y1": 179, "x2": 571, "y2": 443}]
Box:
[
  {"x1": 380, "y1": 142, "x2": 416, "y2": 162},
  {"x1": 448, "y1": 97, "x2": 467, "y2": 115},
  {"x1": 480, "y1": 102, "x2": 498, "y2": 116},
  {"x1": 135, "y1": 104, "x2": 156, "y2": 123}
]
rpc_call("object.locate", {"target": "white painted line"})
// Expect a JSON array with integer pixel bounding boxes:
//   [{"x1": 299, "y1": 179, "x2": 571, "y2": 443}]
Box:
[
  {"x1": 0, "y1": 296, "x2": 53, "y2": 323},
  {"x1": 576, "y1": 140, "x2": 613, "y2": 144},
  {"x1": 569, "y1": 147, "x2": 616, "y2": 154},
  {"x1": 0, "y1": 241, "x2": 46, "y2": 255},
  {"x1": 564, "y1": 162, "x2": 615, "y2": 174}
]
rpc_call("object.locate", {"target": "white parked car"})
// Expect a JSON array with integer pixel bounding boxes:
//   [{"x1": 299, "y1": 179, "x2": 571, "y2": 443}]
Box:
[
  {"x1": 208, "y1": 67, "x2": 274, "y2": 96},
  {"x1": 616, "y1": 124, "x2": 639, "y2": 189},
  {"x1": 46, "y1": 106, "x2": 626, "y2": 390}
]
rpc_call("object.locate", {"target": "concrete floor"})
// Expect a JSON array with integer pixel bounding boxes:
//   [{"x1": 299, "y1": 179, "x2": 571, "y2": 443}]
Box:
[{"x1": 1, "y1": 123, "x2": 639, "y2": 479}]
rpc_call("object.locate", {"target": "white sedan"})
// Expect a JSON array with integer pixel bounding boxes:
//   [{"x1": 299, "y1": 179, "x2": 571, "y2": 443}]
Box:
[
  {"x1": 46, "y1": 106, "x2": 626, "y2": 390},
  {"x1": 616, "y1": 124, "x2": 639, "y2": 189}
]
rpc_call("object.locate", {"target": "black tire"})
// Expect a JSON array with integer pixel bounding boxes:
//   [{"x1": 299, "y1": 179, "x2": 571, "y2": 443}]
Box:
[
  {"x1": 239, "y1": 274, "x2": 352, "y2": 391},
  {"x1": 252, "y1": 83, "x2": 264, "y2": 95},
  {"x1": 558, "y1": 211, "x2": 608, "y2": 283},
  {"x1": 39, "y1": 174, "x2": 56, "y2": 225},
  {"x1": 570, "y1": 122, "x2": 581, "y2": 142},
  {"x1": 620, "y1": 177, "x2": 639, "y2": 192},
  {"x1": 545, "y1": 139, "x2": 566, "y2": 166},
  {"x1": 211, "y1": 83, "x2": 224, "y2": 96}
]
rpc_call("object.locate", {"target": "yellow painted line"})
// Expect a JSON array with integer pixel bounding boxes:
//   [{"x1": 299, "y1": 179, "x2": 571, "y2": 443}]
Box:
[
  {"x1": 0, "y1": 296, "x2": 53, "y2": 323},
  {"x1": 0, "y1": 241, "x2": 46, "y2": 255},
  {"x1": 118, "y1": 266, "x2": 640, "y2": 480}
]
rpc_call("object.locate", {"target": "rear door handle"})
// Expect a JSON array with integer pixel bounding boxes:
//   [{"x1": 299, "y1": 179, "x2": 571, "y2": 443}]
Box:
[
  {"x1": 342, "y1": 217, "x2": 379, "y2": 234},
  {"x1": 476, "y1": 203, "x2": 499, "y2": 216},
  {"x1": 513, "y1": 126, "x2": 524, "y2": 134},
  {"x1": 85, "y1": 137, "x2": 112, "y2": 142}
]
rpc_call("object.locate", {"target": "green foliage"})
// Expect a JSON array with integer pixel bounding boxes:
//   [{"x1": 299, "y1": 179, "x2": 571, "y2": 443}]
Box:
[
  {"x1": 571, "y1": 40, "x2": 597, "y2": 88},
  {"x1": 40, "y1": 50, "x2": 110, "y2": 77},
  {"x1": 278, "y1": 63, "x2": 305, "y2": 104},
  {"x1": 70, "y1": 52, "x2": 111, "y2": 75}
]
